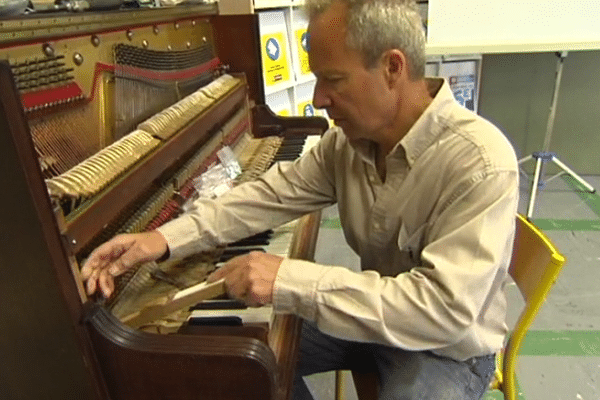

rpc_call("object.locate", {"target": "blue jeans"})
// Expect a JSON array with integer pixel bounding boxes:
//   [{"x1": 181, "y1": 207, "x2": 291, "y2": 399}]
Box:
[{"x1": 293, "y1": 322, "x2": 495, "y2": 400}]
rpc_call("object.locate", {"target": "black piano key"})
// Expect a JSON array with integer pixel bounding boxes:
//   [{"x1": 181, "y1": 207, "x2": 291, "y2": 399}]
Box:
[
  {"x1": 187, "y1": 316, "x2": 243, "y2": 326},
  {"x1": 190, "y1": 299, "x2": 247, "y2": 310},
  {"x1": 227, "y1": 230, "x2": 273, "y2": 247},
  {"x1": 273, "y1": 155, "x2": 299, "y2": 162},
  {"x1": 275, "y1": 147, "x2": 304, "y2": 155},
  {"x1": 270, "y1": 135, "x2": 308, "y2": 166},
  {"x1": 218, "y1": 247, "x2": 265, "y2": 263},
  {"x1": 227, "y1": 236, "x2": 270, "y2": 247}
]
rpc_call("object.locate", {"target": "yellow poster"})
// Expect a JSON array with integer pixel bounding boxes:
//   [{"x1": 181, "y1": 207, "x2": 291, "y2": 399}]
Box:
[
  {"x1": 260, "y1": 32, "x2": 291, "y2": 86},
  {"x1": 297, "y1": 100, "x2": 316, "y2": 117},
  {"x1": 277, "y1": 108, "x2": 291, "y2": 117},
  {"x1": 294, "y1": 28, "x2": 311, "y2": 75}
]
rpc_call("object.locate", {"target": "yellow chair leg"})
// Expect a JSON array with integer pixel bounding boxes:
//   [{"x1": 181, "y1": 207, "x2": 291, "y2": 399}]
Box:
[{"x1": 335, "y1": 370, "x2": 345, "y2": 400}]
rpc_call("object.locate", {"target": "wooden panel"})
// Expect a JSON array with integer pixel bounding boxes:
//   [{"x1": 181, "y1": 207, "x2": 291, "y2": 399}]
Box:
[
  {"x1": 0, "y1": 61, "x2": 106, "y2": 400},
  {"x1": 86, "y1": 307, "x2": 278, "y2": 400},
  {"x1": 212, "y1": 14, "x2": 264, "y2": 103}
]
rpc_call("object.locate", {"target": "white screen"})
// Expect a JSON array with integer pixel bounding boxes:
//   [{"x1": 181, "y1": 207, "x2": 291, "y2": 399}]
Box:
[{"x1": 428, "y1": 0, "x2": 600, "y2": 53}]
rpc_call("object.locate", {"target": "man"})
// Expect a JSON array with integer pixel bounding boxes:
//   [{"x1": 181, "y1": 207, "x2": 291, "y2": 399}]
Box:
[{"x1": 82, "y1": 0, "x2": 519, "y2": 398}]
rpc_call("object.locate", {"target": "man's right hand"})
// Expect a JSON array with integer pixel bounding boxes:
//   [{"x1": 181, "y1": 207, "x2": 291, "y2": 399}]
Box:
[{"x1": 80, "y1": 231, "x2": 168, "y2": 298}]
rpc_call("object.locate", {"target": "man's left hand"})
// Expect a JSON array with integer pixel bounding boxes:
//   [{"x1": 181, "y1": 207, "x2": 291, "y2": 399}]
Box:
[{"x1": 206, "y1": 251, "x2": 284, "y2": 307}]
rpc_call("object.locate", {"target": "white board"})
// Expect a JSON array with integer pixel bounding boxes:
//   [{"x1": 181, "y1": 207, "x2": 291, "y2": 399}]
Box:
[{"x1": 427, "y1": 0, "x2": 600, "y2": 54}]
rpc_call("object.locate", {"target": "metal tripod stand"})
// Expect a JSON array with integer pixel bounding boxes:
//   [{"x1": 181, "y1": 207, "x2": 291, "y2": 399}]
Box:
[{"x1": 519, "y1": 51, "x2": 596, "y2": 219}]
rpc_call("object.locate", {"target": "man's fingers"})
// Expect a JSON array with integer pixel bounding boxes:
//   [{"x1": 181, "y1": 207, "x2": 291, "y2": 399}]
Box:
[
  {"x1": 206, "y1": 256, "x2": 242, "y2": 282},
  {"x1": 224, "y1": 266, "x2": 249, "y2": 299},
  {"x1": 81, "y1": 238, "x2": 129, "y2": 279},
  {"x1": 80, "y1": 261, "x2": 94, "y2": 280},
  {"x1": 86, "y1": 269, "x2": 100, "y2": 295},
  {"x1": 80, "y1": 232, "x2": 169, "y2": 298},
  {"x1": 98, "y1": 270, "x2": 115, "y2": 298},
  {"x1": 107, "y1": 255, "x2": 132, "y2": 276}
]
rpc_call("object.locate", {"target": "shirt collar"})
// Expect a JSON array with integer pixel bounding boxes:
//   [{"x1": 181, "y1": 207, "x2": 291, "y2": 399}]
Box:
[{"x1": 397, "y1": 78, "x2": 456, "y2": 167}]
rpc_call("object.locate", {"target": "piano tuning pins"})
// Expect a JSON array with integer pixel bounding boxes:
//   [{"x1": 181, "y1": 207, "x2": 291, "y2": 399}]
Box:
[
  {"x1": 142, "y1": 40, "x2": 149, "y2": 49},
  {"x1": 73, "y1": 53, "x2": 83, "y2": 66},
  {"x1": 42, "y1": 43, "x2": 55, "y2": 58},
  {"x1": 153, "y1": 25, "x2": 159, "y2": 35},
  {"x1": 91, "y1": 35, "x2": 100, "y2": 47},
  {"x1": 126, "y1": 30, "x2": 134, "y2": 41}
]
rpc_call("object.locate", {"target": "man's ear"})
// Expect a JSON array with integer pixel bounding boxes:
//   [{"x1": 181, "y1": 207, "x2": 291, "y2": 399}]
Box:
[{"x1": 383, "y1": 49, "x2": 406, "y2": 86}]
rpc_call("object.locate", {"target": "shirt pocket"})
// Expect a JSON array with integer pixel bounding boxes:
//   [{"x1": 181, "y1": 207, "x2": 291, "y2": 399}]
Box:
[{"x1": 397, "y1": 223, "x2": 428, "y2": 267}]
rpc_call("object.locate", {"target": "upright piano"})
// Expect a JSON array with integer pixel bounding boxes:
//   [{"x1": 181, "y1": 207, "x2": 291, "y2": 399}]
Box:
[{"x1": 0, "y1": 4, "x2": 328, "y2": 399}]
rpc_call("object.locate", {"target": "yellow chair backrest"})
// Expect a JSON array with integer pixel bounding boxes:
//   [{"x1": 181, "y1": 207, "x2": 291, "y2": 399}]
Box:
[{"x1": 497, "y1": 214, "x2": 566, "y2": 400}]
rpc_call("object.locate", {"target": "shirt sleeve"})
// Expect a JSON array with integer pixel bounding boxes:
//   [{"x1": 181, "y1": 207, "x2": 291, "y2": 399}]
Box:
[
  {"x1": 156, "y1": 130, "x2": 339, "y2": 260},
  {"x1": 273, "y1": 168, "x2": 518, "y2": 353}
]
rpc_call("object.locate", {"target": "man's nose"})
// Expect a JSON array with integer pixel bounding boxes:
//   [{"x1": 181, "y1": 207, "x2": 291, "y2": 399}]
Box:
[{"x1": 312, "y1": 81, "x2": 331, "y2": 109}]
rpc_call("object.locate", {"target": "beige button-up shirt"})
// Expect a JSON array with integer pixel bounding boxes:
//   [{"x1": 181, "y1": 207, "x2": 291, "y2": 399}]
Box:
[{"x1": 157, "y1": 78, "x2": 519, "y2": 361}]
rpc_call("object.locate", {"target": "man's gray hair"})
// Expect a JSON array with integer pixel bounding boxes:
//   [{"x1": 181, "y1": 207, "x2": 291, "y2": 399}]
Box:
[{"x1": 305, "y1": 0, "x2": 426, "y2": 79}]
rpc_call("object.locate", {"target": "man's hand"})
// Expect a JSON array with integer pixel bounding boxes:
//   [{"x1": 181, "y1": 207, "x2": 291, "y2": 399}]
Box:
[
  {"x1": 206, "y1": 251, "x2": 284, "y2": 307},
  {"x1": 80, "y1": 231, "x2": 168, "y2": 298}
]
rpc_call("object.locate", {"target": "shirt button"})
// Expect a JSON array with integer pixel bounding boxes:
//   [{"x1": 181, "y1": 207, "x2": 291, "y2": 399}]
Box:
[{"x1": 373, "y1": 222, "x2": 381, "y2": 230}]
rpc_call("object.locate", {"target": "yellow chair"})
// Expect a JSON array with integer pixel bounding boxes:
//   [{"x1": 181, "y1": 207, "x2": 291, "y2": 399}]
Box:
[
  {"x1": 336, "y1": 214, "x2": 566, "y2": 400},
  {"x1": 489, "y1": 214, "x2": 566, "y2": 399}
]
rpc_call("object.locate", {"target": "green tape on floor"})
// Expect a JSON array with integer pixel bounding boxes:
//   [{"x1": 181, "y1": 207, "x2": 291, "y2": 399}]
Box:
[
  {"x1": 484, "y1": 384, "x2": 526, "y2": 400},
  {"x1": 320, "y1": 218, "x2": 342, "y2": 229},
  {"x1": 534, "y1": 219, "x2": 600, "y2": 231},
  {"x1": 325, "y1": 215, "x2": 600, "y2": 231},
  {"x1": 483, "y1": 390, "x2": 505, "y2": 400},
  {"x1": 520, "y1": 330, "x2": 600, "y2": 356}
]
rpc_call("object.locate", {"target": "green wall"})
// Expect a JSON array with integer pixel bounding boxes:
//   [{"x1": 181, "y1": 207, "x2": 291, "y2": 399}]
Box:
[{"x1": 478, "y1": 50, "x2": 600, "y2": 175}]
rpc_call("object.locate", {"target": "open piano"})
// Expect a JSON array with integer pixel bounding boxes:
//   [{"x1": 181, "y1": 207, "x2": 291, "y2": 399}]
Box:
[{"x1": 0, "y1": 5, "x2": 328, "y2": 400}]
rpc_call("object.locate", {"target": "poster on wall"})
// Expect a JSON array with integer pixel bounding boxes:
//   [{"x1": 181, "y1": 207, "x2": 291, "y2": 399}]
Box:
[
  {"x1": 297, "y1": 100, "x2": 315, "y2": 117},
  {"x1": 258, "y1": 11, "x2": 292, "y2": 88},
  {"x1": 260, "y1": 32, "x2": 291, "y2": 86},
  {"x1": 290, "y1": 8, "x2": 312, "y2": 81},
  {"x1": 438, "y1": 59, "x2": 479, "y2": 112},
  {"x1": 294, "y1": 28, "x2": 311, "y2": 76},
  {"x1": 266, "y1": 89, "x2": 293, "y2": 117}
]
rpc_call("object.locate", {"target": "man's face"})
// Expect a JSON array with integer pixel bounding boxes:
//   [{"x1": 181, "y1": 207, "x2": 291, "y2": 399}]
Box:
[{"x1": 307, "y1": 1, "x2": 395, "y2": 143}]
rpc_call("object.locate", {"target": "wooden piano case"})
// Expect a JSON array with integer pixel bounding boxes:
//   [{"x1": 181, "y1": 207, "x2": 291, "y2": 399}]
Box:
[{"x1": 0, "y1": 6, "x2": 327, "y2": 400}]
